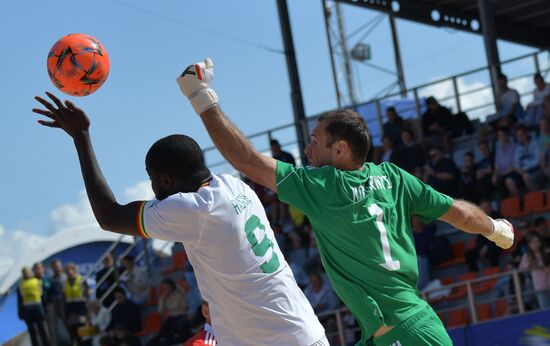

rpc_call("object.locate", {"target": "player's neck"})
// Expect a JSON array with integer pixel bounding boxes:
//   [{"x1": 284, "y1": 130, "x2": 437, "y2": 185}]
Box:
[{"x1": 335, "y1": 161, "x2": 364, "y2": 171}]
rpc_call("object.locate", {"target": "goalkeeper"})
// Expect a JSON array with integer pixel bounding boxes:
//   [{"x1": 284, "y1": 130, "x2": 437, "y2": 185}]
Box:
[{"x1": 178, "y1": 58, "x2": 514, "y2": 346}]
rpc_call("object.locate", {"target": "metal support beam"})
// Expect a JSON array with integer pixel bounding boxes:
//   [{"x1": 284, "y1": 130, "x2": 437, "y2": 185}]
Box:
[
  {"x1": 389, "y1": 15, "x2": 406, "y2": 97},
  {"x1": 322, "y1": 0, "x2": 343, "y2": 108},
  {"x1": 478, "y1": 0, "x2": 501, "y2": 103},
  {"x1": 276, "y1": 0, "x2": 308, "y2": 165},
  {"x1": 336, "y1": 0, "x2": 550, "y2": 48}
]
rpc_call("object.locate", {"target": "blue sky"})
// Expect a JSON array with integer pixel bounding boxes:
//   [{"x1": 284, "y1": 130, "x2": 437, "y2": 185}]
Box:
[{"x1": 0, "y1": 0, "x2": 540, "y2": 279}]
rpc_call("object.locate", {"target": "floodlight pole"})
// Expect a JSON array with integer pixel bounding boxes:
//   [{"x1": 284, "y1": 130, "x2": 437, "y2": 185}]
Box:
[
  {"x1": 478, "y1": 0, "x2": 502, "y2": 103},
  {"x1": 389, "y1": 15, "x2": 407, "y2": 98},
  {"x1": 277, "y1": 0, "x2": 308, "y2": 166}
]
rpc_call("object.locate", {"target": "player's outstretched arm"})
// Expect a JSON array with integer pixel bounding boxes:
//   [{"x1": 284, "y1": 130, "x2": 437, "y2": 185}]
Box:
[
  {"x1": 177, "y1": 58, "x2": 277, "y2": 191},
  {"x1": 32, "y1": 92, "x2": 142, "y2": 236},
  {"x1": 439, "y1": 199, "x2": 514, "y2": 249}
]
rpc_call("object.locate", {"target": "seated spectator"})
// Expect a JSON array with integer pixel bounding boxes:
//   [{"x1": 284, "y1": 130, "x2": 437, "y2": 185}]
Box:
[
  {"x1": 111, "y1": 324, "x2": 141, "y2": 346},
  {"x1": 492, "y1": 127, "x2": 516, "y2": 197},
  {"x1": 511, "y1": 124, "x2": 543, "y2": 194},
  {"x1": 270, "y1": 139, "x2": 295, "y2": 165},
  {"x1": 496, "y1": 73, "x2": 524, "y2": 127},
  {"x1": 392, "y1": 128, "x2": 425, "y2": 178},
  {"x1": 82, "y1": 300, "x2": 111, "y2": 346},
  {"x1": 496, "y1": 221, "x2": 532, "y2": 302},
  {"x1": 95, "y1": 254, "x2": 116, "y2": 308},
  {"x1": 519, "y1": 232, "x2": 550, "y2": 309},
  {"x1": 380, "y1": 135, "x2": 395, "y2": 163},
  {"x1": 525, "y1": 74, "x2": 550, "y2": 128},
  {"x1": 421, "y1": 96, "x2": 453, "y2": 152},
  {"x1": 183, "y1": 300, "x2": 216, "y2": 346},
  {"x1": 304, "y1": 272, "x2": 340, "y2": 315},
  {"x1": 465, "y1": 200, "x2": 502, "y2": 272},
  {"x1": 382, "y1": 106, "x2": 408, "y2": 147},
  {"x1": 538, "y1": 117, "x2": 550, "y2": 152},
  {"x1": 460, "y1": 152, "x2": 477, "y2": 202},
  {"x1": 424, "y1": 146, "x2": 460, "y2": 197},
  {"x1": 411, "y1": 216, "x2": 435, "y2": 289},
  {"x1": 147, "y1": 278, "x2": 191, "y2": 346},
  {"x1": 533, "y1": 217, "x2": 550, "y2": 248},
  {"x1": 107, "y1": 287, "x2": 141, "y2": 334},
  {"x1": 120, "y1": 255, "x2": 148, "y2": 305},
  {"x1": 476, "y1": 141, "x2": 495, "y2": 200}
]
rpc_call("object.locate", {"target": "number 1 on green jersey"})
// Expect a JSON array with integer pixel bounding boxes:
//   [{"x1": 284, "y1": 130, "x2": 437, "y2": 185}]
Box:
[{"x1": 368, "y1": 203, "x2": 401, "y2": 271}]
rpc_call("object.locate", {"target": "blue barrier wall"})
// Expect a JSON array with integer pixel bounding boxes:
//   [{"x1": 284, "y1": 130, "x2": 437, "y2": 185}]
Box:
[{"x1": 448, "y1": 309, "x2": 550, "y2": 346}]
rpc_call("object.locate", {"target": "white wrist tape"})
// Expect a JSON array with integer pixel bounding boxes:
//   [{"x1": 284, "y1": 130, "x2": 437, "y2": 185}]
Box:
[
  {"x1": 188, "y1": 88, "x2": 218, "y2": 115},
  {"x1": 485, "y1": 217, "x2": 514, "y2": 250}
]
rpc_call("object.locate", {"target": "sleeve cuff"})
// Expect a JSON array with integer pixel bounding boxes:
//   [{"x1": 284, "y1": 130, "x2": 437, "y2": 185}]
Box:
[{"x1": 136, "y1": 201, "x2": 152, "y2": 239}]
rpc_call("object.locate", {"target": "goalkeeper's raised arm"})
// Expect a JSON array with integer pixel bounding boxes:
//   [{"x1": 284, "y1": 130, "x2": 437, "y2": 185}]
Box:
[{"x1": 177, "y1": 58, "x2": 278, "y2": 192}]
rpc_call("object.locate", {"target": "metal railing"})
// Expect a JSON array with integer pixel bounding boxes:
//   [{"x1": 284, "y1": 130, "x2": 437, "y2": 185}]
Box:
[
  {"x1": 317, "y1": 268, "x2": 546, "y2": 344},
  {"x1": 80, "y1": 235, "x2": 158, "y2": 310},
  {"x1": 202, "y1": 50, "x2": 549, "y2": 172}
]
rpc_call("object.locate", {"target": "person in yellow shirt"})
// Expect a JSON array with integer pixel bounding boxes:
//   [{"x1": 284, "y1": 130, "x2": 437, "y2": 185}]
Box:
[
  {"x1": 17, "y1": 267, "x2": 50, "y2": 346},
  {"x1": 63, "y1": 262, "x2": 88, "y2": 345}
]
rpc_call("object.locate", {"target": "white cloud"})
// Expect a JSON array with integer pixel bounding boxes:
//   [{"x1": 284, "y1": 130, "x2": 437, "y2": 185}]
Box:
[
  {"x1": 49, "y1": 191, "x2": 97, "y2": 233},
  {"x1": 0, "y1": 224, "x2": 47, "y2": 281},
  {"x1": 123, "y1": 180, "x2": 154, "y2": 202}
]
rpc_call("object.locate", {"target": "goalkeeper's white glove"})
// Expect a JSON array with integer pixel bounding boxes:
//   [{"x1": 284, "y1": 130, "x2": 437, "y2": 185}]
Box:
[
  {"x1": 485, "y1": 218, "x2": 514, "y2": 249},
  {"x1": 177, "y1": 57, "x2": 218, "y2": 115}
]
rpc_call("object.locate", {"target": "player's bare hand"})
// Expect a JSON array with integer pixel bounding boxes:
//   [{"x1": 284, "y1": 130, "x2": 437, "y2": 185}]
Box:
[{"x1": 32, "y1": 91, "x2": 90, "y2": 139}]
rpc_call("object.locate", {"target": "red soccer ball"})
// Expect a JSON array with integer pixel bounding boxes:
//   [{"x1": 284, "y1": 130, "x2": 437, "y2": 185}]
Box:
[{"x1": 47, "y1": 33, "x2": 110, "y2": 96}]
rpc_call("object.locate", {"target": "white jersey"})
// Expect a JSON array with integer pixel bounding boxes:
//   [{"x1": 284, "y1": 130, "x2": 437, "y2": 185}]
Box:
[{"x1": 137, "y1": 174, "x2": 325, "y2": 346}]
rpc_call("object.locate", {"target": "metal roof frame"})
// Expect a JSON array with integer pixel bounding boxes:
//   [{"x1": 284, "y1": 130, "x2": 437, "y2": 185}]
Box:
[{"x1": 336, "y1": 0, "x2": 549, "y2": 48}]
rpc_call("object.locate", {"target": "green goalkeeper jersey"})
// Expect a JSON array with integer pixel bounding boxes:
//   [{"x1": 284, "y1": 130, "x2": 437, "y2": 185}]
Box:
[{"x1": 276, "y1": 161, "x2": 452, "y2": 343}]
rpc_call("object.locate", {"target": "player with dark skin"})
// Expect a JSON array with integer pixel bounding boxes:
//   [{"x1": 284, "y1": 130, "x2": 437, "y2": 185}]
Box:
[{"x1": 32, "y1": 92, "x2": 203, "y2": 236}]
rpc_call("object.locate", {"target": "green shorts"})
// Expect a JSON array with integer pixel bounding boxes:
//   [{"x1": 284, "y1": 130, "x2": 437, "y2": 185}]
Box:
[{"x1": 372, "y1": 306, "x2": 452, "y2": 346}]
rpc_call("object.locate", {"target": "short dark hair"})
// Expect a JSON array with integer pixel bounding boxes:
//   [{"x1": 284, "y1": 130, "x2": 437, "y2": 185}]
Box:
[
  {"x1": 270, "y1": 139, "x2": 280, "y2": 147},
  {"x1": 534, "y1": 73, "x2": 544, "y2": 81},
  {"x1": 534, "y1": 216, "x2": 546, "y2": 227},
  {"x1": 515, "y1": 124, "x2": 527, "y2": 133},
  {"x1": 112, "y1": 286, "x2": 126, "y2": 296},
  {"x1": 386, "y1": 106, "x2": 397, "y2": 114},
  {"x1": 122, "y1": 255, "x2": 134, "y2": 263},
  {"x1": 497, "y1": 73, "x2": 508, "y2": 81},
  {"x1": 401, "y1": 128, "x2": 414, "y2": 138},
  {"x1": 497, "y1": 126, "x2": 510, "y2": 135},
  {"x1": 146, "y1": 134, "x2": 210, "y2": 187},
  {"x1": 318, "y1": 109, "x2": 371, "y2": 163},
  {"x1": 425, "y1": 96, "x2": 437, "y2": 105},
  {"x1": 161, "y1": 278, "x2": 176, "y2": 289},
  {"x1": 464, "y1": 151, "x2": 474, "y2": 159}
]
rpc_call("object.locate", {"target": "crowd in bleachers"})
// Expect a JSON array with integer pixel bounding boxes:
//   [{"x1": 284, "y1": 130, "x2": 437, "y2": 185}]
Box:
[
  {"x1": 16, "y1": 73, "x2": 550, "y2": 344},
  {"x1": 375, "y1": 73, "x2": 550, "y2": 328}
]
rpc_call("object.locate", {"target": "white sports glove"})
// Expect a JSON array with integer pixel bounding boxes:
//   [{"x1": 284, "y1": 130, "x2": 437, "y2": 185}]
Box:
[
  {"x1": 177, "y1": 57, "x2": 218, "y2": 115},
  {"x1": 485, "y1": 218, "x2": 514, "y2": 249}
]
